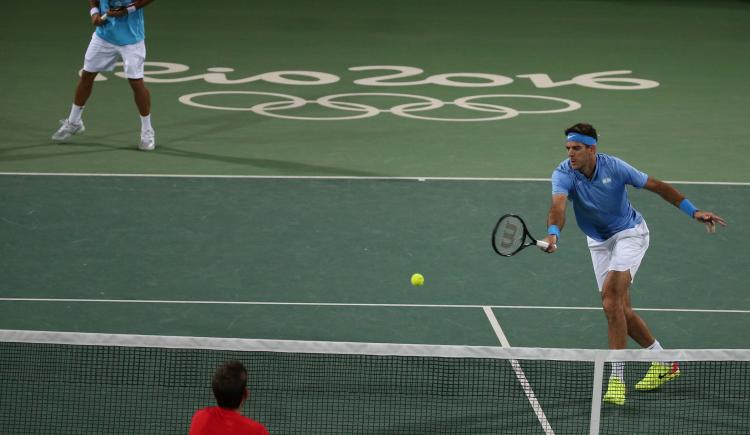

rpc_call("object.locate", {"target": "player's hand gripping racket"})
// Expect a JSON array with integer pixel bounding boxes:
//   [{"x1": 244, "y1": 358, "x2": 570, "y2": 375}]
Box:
[{"x1": 492, "y1": 214, "x2": 550, "y2": 256}]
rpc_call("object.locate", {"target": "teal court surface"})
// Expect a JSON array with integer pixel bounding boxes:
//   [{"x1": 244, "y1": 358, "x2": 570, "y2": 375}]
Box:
[{"x1": 1, "y1": 1, "x2": 749, "y2": 434}]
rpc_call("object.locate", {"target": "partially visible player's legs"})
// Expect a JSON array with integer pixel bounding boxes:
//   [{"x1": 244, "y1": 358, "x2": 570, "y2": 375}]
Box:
[
  {"x1": 52, "y1": 71, "x2": 97, "y2": 142},
  {"x1": 601, "y1": 270, "x2": 631, "y2": 350},
  {"x1": 74, "y1": 71, "x2": 98, "y2": 107},
  {"x1": 53, "y1": 33, "x2": 118, "y2": 143},
  {"x1": 631, "y1": 283, "x2": 681, "y2": 391},
  {"x1": 128, "y1": 78, "x2": 155, "y2": 150},
  {"x1": 623, "y1": 291, "x2": 655, "y2": 347},
  {"x1": 600, "y1": 270, "x2": 631, "y2": 405},
  {"x1": 129, "y1": 78, "x2": 151, "y2": 116},
  {"x1": 121, "y1": 38, "x2": 155, "y2": 151}
]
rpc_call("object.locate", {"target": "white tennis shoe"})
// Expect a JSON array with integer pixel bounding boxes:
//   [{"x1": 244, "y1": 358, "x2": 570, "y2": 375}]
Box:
[
  {"x1": 52, "y1": 119, "x2": 85, "y2": 143},
  {"x1": 139, "y1": 128, "x2": 155, "y2": 151}
]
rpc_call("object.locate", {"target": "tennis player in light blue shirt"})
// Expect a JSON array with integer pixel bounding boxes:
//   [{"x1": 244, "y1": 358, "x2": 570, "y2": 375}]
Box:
[
  {"x1": 551, "y1": 152, "x2": 648, "y2": 242},
  {"x1": 51, "y1": 1, "x2": 157, "y2": 150},
  {"x1": 542, "y1": 123, "x2": 725, "y2": 406}
]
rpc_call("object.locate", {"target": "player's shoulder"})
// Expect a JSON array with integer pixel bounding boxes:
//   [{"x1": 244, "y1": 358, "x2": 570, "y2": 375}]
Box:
[
  {"x1": 598, "y1": 153, "x2": 641, "y2": 173},
  {"x1": 553, "y1": 158, "x2": 573, "y2": 173},
  {"x1": 599, "y1": 153, "x2": 636, "y2": 166}
]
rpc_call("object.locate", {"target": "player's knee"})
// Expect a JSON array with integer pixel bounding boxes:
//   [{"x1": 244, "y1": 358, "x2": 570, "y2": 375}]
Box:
[
  {"x1": 128, "y1": 78, "x2": 146, "y2": 89},
  {"x1": 601, "y1": 291, "x2": 623, "y2": 317},
  {"x1": 80, "y1": 71, "x2": 98, "y2": 82}
]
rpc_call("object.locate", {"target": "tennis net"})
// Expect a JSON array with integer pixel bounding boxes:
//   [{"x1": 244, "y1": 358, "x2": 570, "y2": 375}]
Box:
[{"x1": 1, "y1": 329, "x2": 748, "y2": 434}]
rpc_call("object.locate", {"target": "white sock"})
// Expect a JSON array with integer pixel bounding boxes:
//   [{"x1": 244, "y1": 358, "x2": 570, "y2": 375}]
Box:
[
  {"x1": 68, "y1": 104, "x2": 84, "y2": 124},
  {"x1": 647, "y1": 339, "x2": 663, "y2": 351},
  {"x1": 610, "y1": 362, "x2": 624, "y2": 382},
  {"x1": 647, "y1": 339, "x2": 670, "y2": 363},
  {"x1": 140, "y1": 114, "x2": 152, "y2": 132}
]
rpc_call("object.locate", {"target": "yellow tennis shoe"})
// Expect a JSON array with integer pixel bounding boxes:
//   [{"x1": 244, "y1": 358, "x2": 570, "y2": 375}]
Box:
[
  {"x1": 635, "y1": 362, "x2": 681, "y2": 391},
  {"x1": 603, "y1": 376, "x2": 626, "y2": 405}
]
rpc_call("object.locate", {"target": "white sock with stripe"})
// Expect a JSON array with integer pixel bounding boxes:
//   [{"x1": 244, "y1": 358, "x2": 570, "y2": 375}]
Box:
[
  {"x1": 647, "y1": 339, "x2": 672, "y2": 364},
  {"x1": 647, "y1": 339, "x2": 663, "y2": 351},
  {"x1": 68, "y1": 104, "x2": 84, "y2": 124},
  {"x1": 140, "y1": 114, "x2": 152, "y2": 132}
]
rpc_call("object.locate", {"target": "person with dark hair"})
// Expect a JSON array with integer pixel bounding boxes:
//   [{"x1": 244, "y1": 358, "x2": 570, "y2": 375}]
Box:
[
  {"x1": 189, "y1": 361, "x2": 269, "y2": 435},
  {"x1": 542, "y1": 123, "x2": 726, "y2": 405}
]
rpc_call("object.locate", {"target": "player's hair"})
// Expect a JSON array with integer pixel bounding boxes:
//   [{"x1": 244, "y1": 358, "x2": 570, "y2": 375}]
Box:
[
  {"x1": 211, "y1": 360, "x2": 248, "y2": 409},
  {"x1": 564, "y1": 123, "x2": 598, "y2": 141}
]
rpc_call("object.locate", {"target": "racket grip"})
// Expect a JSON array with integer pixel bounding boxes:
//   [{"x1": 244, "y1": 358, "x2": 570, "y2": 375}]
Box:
[
  {"x1": 100, "y1": 13, "x2": 108, "y2": 20},
  {"x1": 536, "y1": 240, "x2": 550, "y2": 250}
]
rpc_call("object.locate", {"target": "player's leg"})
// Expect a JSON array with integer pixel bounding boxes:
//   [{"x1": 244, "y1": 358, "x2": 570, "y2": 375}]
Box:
[
  {"x1": 128, "y1": 78, "x2": 151, "y2": 116},
  {"x1": 629, "y1": 283, "x2": 681, "y2": 390},
  {"x1": 600, "y1": 270, "x2": 631, "y2": 406},
  {"x1": 51, "y1": 71, "x2": 97, "y2": 142},
  {"x1": 623, "y1": 290, "x2": 655, "y2": 347},
  {"x1": 613, "y1": 221, "x2": 681, "y2": 391},
  {"x1": 121, "y1": 40, "x2": 155, "y2": 150},
  {"x1": 74, "y1": 71, "x2": 98, "y2": 107},
  {"x1": 588, "y1": 238, "x2": 627, "y2": 405},
  {"x1": 601, "y1": 271, "x2": 631, "y2": 350},
  {"x1": 53, "y1": 34, "x2": 119, "y2": 142}
]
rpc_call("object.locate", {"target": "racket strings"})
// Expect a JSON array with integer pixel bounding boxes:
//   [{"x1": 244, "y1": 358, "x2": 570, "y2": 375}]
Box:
[{"x1": 494, "y1": 216, "x2": 525, "y2": 256}]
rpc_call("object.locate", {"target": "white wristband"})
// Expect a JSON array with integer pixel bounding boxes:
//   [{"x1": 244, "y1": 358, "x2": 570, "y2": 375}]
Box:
[
  {"x1": 90, "y1": 7, "x2": 100, "y2": 16},
  {"x1": 127, "y1": 5, "x2": 137, "y2": 13}
]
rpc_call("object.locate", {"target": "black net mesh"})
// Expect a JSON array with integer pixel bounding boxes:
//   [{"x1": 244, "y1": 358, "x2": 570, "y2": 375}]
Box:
[{"x1": 1, "y1": 336, "x2": 748, "y2": 434}]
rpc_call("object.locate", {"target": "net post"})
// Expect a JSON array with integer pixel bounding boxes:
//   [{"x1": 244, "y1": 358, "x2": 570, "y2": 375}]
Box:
[{"x1": 588, "y1": 353, "x2": 604, "y2": 435}]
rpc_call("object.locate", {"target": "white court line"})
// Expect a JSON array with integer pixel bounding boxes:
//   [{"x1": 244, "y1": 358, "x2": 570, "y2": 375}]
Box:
[
  {"x1": 1, "y1": 172, "x2": 749, "y2": 185},
  {"x1": 0, "y1": 298, "x2": 748, "y2": 314},
  {"x1": 483, "y1": 306, "x2": 555, "y2": 435}
]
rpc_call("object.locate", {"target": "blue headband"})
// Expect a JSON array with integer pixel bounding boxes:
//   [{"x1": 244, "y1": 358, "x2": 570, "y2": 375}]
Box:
[{"x1": 566, "y1": 133, "x2": 597, "y2": 146}]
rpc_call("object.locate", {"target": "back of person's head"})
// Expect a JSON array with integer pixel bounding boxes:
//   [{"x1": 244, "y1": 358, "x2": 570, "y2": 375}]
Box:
[
  {"x1": 564, "y1": 123, "x2": 598, "y2": 141},
  {"x1": 212, "y1": 360, "x2": 248, "y2": 409}
]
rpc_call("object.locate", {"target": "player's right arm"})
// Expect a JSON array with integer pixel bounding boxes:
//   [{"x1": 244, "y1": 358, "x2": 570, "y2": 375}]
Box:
[
  {"x1": 543, "y1": 194, "x2": 567, "y2": 253},
  {"x1": 89, "y1": 0, "x2": 106, "y2": 26}
]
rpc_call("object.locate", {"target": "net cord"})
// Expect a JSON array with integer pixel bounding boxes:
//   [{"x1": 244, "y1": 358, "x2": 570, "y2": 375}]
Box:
[{"x1": 1, "y1": 329, "x2": 749, "y2": 362}]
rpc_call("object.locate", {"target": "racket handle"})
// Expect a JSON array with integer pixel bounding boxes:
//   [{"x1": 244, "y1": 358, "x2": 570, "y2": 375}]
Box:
[
  {"x1": 536, "y1": 240, "x2": 550, "y2": 250},
  {"x1": 100, "y1": 13, "x2": 108, "y2": 20}
]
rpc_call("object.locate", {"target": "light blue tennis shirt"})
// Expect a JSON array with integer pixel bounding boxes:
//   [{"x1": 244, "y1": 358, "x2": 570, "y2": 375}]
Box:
[
  {"x1": 95, "y1": 0, "x2": 145, "y2": 46},
  {"x1": 551, "y1": 153, "x2": 649, "y2": 241}
]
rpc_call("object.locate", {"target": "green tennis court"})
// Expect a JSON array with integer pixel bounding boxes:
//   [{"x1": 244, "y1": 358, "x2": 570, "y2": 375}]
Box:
[{"x1": 1, "y1": 1, "x2": 749, "y2": 434}]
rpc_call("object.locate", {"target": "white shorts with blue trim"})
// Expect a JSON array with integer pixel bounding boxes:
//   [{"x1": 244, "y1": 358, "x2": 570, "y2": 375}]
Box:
[
  {"x1": 587, "y1": 220, "x2": 649, "y2": 291},
  {"x1": 82, "y1": 33, "x2": 145, "y2": 79}
]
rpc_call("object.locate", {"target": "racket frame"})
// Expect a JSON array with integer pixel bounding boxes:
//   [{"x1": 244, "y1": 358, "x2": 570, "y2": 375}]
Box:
[{"x1": 491, "y1": 213, "x2": 549, "y2": 257}]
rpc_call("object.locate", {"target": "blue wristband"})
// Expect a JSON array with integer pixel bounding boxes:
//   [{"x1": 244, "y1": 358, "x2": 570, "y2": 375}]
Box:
[
  {"x1": 679, "y1": 198, "x2": 698, "y2": 218},
  {"x1": 548, "y1": 224, "x2": 561, "y2": 239}
]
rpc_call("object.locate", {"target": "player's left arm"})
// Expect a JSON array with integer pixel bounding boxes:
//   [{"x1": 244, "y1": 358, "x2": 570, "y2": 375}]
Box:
[
  {"x1": 643, "y1": 177, "x2": 727, "y2": 232},
  {"x1": 107, "y1": 0, "x2": 155, "y2": 17}
]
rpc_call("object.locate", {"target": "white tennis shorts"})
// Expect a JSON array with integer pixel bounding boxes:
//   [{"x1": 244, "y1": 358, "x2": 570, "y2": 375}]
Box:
[
  {"x1": 83, "y1": 33, "x2": 146, "y2": 79},
  {"x1": 587, "y1": 220, "x2": 649, "y2": 291}
]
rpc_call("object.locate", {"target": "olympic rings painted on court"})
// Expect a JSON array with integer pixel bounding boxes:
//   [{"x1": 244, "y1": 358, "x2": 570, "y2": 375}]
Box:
[{"x1": 177, "y1": 92, "x2": 581, "y2": 121}]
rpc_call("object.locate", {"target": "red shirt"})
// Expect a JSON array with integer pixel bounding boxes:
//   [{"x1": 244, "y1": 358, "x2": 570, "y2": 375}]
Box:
[{"x1": 189, "y1": 406, "x2": 269, "y2": 435}]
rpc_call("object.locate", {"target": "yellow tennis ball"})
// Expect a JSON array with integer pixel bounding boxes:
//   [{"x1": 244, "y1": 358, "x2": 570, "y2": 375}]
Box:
[{"x1": 411, "y1": 273, "x2": 424, "y2": 286}]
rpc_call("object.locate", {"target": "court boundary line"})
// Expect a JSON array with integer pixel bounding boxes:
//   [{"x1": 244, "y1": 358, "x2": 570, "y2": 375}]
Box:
[
  {"x1": 1, "y1": 298, "x2": 748, "y2": 314},
  {"x1": 483, "y1": 306, "x2": 555, "y2": 435},
  {"x1": 1, "y1": 172, "x2": 749, "y2": 185}
]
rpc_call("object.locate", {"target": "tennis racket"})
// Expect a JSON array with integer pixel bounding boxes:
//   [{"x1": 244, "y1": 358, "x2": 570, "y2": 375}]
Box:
[{"x1": 491, "y1": 214, "x2": 550, "y2": 257}]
